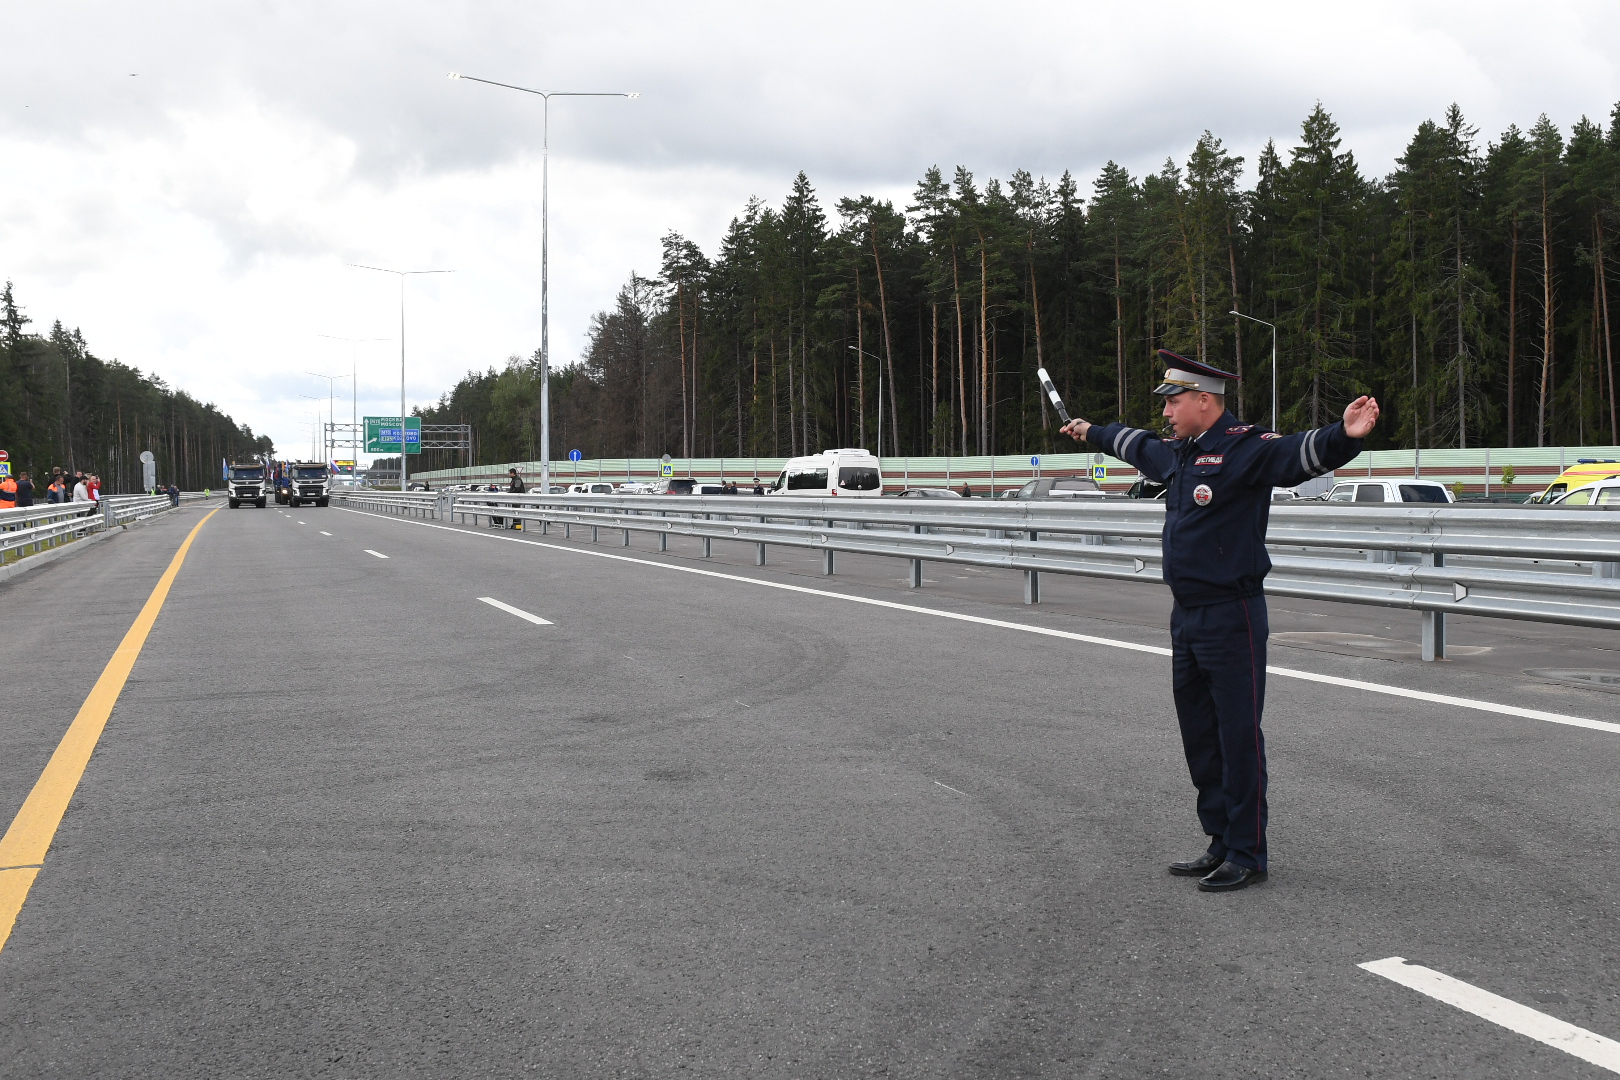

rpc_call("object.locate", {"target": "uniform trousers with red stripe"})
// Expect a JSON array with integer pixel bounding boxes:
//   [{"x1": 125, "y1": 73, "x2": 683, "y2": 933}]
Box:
[{"x1": 1169, "y1": 595, "x2": 1269, "y2": 872}]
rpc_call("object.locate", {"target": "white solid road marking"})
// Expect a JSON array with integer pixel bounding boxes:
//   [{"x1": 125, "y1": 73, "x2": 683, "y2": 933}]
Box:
[
  {"x1": 320, "y1": 531, "x2": 332, "y2": 536},
  {"x1": 363, "y1": 549, "x2": 389, "y2": 559},
  {"x1": 297, "y1": 521, "x2": 306, "y2": 525},
  {"x1": 477, "y1": 596, "x2": 552, "y2": 625},
  {"x1": 933, "y1": 781, "x2": 971, "y2": 798},
  {"x1": 1360, "y1": 957, "x2": 1620, "y2": 1073},
  {"x1": 335, "y1": 507, "x2": 1617, "y2": 735}
]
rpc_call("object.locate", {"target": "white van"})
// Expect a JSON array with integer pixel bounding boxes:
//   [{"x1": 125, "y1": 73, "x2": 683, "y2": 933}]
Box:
[
  {"x1": 1324, "y1": 478, "x2": 1455, "y2": 504},
  {"x1": 769, "y1": 449, "x2": 884, "y2": 497}
]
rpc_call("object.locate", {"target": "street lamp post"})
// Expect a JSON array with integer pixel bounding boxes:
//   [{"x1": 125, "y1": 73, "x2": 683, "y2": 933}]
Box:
[
  {"x1": 1229, "y1": 310, "x2": 1278, "y2": 431},
  {"x1": 318, "y1": 335, "x2": 389, "y2": 477},
  {"x1": 448, "y1": 72, "x2": 638, "y2": 495},
  {"x1": 306, "y1": 369, "x2": 353, "y2": 465},
  {"x1": 848, "y1": 344, "x2": 893, "y2": 455},
  {"x1": 352, "y1": 265, "x2": 453, "y2": 489}
]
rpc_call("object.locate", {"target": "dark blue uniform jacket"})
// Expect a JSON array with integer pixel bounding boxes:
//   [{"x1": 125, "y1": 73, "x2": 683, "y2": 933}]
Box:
[{"x1": 1086, "y1": 412, "x2": 1363, "y2": 608}]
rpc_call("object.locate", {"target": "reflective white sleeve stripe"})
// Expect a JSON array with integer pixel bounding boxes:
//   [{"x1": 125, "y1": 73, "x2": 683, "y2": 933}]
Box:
[
  {"x1": 1115, "y1": 428, "x2": 1147, "y2": 459},
  {"x1": 1299, "y1": 428, "x2": 1325, "y2": 476}
]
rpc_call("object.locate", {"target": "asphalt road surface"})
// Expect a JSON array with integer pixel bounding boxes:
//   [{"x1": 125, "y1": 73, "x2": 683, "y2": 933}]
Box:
[{"x1": 2, "y1": 500, "x2": 1618, "y2": 1078}]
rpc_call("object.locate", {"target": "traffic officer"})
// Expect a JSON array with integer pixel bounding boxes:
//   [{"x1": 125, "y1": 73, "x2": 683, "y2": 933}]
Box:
[{"x1": 1061, "y1": 349, "x2": 1379, "y2": 891}]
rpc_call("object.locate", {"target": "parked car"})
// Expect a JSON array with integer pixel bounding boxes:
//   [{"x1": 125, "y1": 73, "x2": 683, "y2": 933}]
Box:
[
  {"x1": 1011, "y1": 476, "x2": 1107, "y2": 500},
  {"x1": 892, "y1": 487, "x2": 962, "y2": 498},
  {"x1": 1546, "y1": 479, "x2": 1620, "y2": 507},
  {"x1": 1323, "y1": 478, "x2": 1455, "y2": 503},
  {"x1": 568, "y1": 482, "x2": 617, "y2": 495},
  {"x1": 1127, "y1": 478, "x2": 1167, "y2": 500}
]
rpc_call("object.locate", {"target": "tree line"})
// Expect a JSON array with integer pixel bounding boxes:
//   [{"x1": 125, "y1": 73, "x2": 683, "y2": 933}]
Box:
[
  {"x1": 0, "y1": 282, "x2": 274, "y2": 492},
  {"x1": 416, "y1": 102, "x2": 1620, "y2": 467}
]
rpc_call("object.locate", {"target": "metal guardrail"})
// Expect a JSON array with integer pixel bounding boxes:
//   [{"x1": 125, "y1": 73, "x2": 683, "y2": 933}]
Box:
[
  {"x1": 332, "y1": 490, "x2": 1620, "y2": 659},
  {"x1": 0, "y1": 493, "x2": 217, "y2": 565}
]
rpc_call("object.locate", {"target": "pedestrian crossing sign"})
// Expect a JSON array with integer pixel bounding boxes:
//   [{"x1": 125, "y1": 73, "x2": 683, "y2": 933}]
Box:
[
  {"x1": 0, "y1": 462, "x2": 9, "y2": 478},
  {"x1": 1092, "y1": 465, "x2": 1106, "y2": 480},
  {"x1": 660, "y1": 462, "x2": 674, "y2": 477}
]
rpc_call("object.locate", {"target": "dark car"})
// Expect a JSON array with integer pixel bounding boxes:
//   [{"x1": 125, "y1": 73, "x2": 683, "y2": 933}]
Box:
[
  {"x1": 892, "y1": 487, "x2": 963, "y2": 498},
  {"x1": 1013, "y1": 476, "x2": 1107, "y2": 499}
]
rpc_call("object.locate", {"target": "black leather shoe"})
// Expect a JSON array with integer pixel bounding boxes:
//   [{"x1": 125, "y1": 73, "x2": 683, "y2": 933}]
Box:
[
  {"x1": 1198, "y1": 861, "x2": 1267, "y2": 891},
  {"x1": 1168, "y1": 851, "x2": 1225, "y2": 877}
]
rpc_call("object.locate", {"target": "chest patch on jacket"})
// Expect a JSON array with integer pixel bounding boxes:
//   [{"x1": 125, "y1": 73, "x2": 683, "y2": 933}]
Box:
[
  {"x1": 1195, "y1": 454, "x2": 1223, "y2": 466},
  {"x1": 1260, "y1": 432, "x2": 1282, "y2": 440},
  {"x1": 1193, "y1": 484, "x2": 1213, "y2": 506}
]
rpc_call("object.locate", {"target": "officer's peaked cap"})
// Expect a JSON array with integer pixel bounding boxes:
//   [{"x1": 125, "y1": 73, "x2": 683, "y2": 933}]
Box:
[{"x1": 1152, "y1": 349, "x2": 1239, "y2": 396}]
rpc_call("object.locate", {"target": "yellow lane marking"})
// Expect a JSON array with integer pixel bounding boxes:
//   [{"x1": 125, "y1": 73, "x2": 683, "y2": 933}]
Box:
[{"x1": 0, "y1": 508, "x2": 218, "y2": 952}]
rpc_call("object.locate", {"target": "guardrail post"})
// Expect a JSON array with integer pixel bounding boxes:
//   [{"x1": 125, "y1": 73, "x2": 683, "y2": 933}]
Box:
[
  {"x1": 822, "y1": 548, "x2": 834, "y2": 575},
  {"x1": 102, "y1": 500, "x2": 116, "y2": 531},
  {"x1": 564, "y1": 521, "x2": 571, "y2": 539},
  {"x1": 909, "y1": 524, "x2": 923, "y2": 587},
  {"x1": 1421, "y1": 551, "x2": 1446, "y2": 661},
  {"x1": 622, "y1": 526, "x2": 630, "y2": 546},
  {"x1": 1024, "y1": 529, "x2": 1040, "y2": 604},
  {"x1": 701, "y1": 515, "x2": 712, "y2": 558},
  {"x1": 756, "y1": 516, "x2": 766, "y2": 565}
]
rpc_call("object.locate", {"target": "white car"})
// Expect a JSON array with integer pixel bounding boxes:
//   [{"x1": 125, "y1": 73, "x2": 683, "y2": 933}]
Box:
[
  {"x1": 568, "y1": 482, "x2": 617, "y2": 495},
  {"x1": 1324, "y1": 478, "x2": 1454, "y2": 504},
  {"x1": 1548, "y1": 479, "x2": 1620, "y2": 506}
]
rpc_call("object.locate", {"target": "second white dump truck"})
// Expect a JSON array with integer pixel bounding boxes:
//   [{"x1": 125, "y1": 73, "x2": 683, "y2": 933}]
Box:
[{"x1": 286, "y1": 462, "x2": 331, "y2": 507}]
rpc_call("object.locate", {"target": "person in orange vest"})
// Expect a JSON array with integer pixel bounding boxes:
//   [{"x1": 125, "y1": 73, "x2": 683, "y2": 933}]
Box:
[{"x1": 0, "y1": 473, "x2": 17, "y2": 508}]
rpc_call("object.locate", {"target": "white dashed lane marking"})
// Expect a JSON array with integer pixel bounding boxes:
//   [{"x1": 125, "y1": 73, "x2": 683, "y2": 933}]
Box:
[
  {"x1": 334, "y1": 507, "x2": 1617, "y2": 736},
  {"x1": 1360, "y1": 957, "x2": 1620, "y2": 1073},
  {"x1": 364, "y1": 549, "x2": 389, "y2": 559},
  {"x1": 320, "y1": 531, "x2": 332, "y2": 536},
  {"x1": 477, "y1": 597, "x2": 552, "y2": 625}
]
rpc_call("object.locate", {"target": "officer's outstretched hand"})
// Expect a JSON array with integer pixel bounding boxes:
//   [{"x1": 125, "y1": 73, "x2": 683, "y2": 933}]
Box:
[
  {"x1": 1343, "y1": 396, "x2": 1380, "y2": 439},
  {"x1": 1059, "y1": 418, "x2": 1091, "y2": 442}
]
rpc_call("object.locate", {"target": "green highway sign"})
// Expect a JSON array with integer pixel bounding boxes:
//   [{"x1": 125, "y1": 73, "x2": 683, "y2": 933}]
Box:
[{"x1": 365, "y1": 416, "x2": 421, "y2": 455}]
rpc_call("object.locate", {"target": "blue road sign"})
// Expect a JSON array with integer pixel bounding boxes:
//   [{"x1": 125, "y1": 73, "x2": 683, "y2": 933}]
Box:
[
  {"x1": 1093, "y1": 465, "x2": 1107, "y2": 480},
  {"x1": 568, "y1": 449, "x2": 583, "y2": 462},
  {"x1": 1030, "y1": 456, "x2": 1040, "y2": 468}
]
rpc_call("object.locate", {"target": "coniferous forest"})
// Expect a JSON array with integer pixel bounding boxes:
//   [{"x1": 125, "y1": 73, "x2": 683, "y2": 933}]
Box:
[
  {"x1": 417, "y1": 103, "x2": 1620, "y2": 471},
  {"x1": 0, "y1": 282, "x2": 274, "y2": 492}
]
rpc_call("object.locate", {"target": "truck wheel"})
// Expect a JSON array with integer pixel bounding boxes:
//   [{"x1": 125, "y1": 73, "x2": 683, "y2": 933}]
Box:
[
  {"x1": 256, "y1": 498, "x2": 267, "y2": 508},
  {"x1": 317, "y1": 498, "x2": 329, "y2": 507},
  {"x1": 289, "y1": 496, "x2": 299, "y2": 508},
  {"x1": 229, "y1": 499, "x2": 239, "y2": 509}
]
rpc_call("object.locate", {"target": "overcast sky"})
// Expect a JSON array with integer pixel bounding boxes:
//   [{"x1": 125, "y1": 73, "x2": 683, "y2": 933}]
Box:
[{"x1": 4, "y1": 0, "x2": 1619, "y2": 460}]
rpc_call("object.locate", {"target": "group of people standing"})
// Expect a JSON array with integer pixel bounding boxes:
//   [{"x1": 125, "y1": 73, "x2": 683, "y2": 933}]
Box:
[{"x1": 0, "y1": 467, "x2": 100, "y2": 509}]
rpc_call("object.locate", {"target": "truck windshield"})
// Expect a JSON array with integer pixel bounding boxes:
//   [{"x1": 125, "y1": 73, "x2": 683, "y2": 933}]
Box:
[
  {"x1": 1399, "y1": 485, "x2": 1449, "y2": 503},
  {"x1": 230, "y1": 468, "x2": 264, "y2": 480},
  {"x1": 294, "y1": 467, "x2": 327, "y2": 479}
]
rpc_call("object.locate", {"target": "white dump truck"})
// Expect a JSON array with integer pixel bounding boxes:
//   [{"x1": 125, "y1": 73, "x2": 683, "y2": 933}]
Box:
[
  {"x1": 285, "y1": 461, "x2": 331, "y2": 507},
  {"x1": 227, "y1": 462, "x2": 269, "y2": 509}
]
